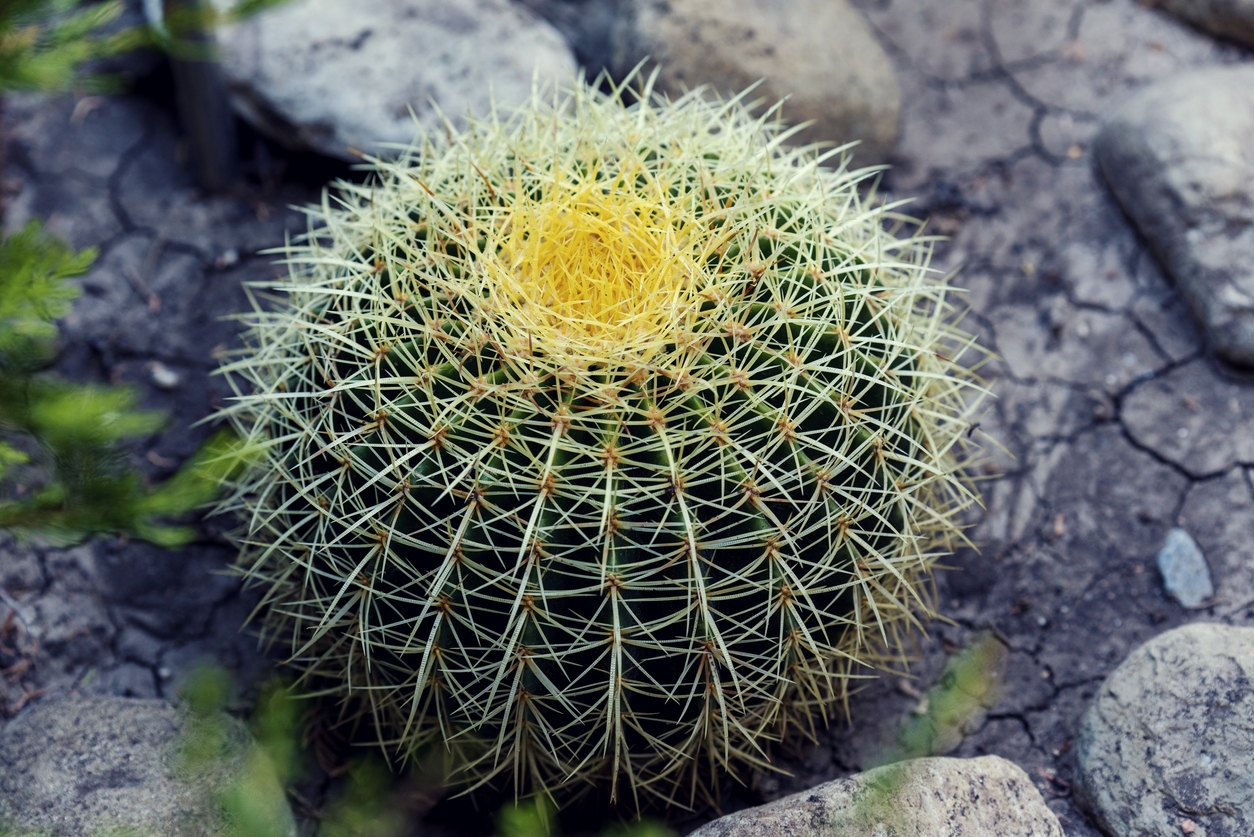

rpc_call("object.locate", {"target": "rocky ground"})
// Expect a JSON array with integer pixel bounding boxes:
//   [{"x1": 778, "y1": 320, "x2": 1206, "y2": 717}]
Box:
[
  {"x1": 0, "y1": 81, "x2": 329, "y2": 720},
  {"x1": 2, "y1": 0, "x2": 1253, "y2": 835}
]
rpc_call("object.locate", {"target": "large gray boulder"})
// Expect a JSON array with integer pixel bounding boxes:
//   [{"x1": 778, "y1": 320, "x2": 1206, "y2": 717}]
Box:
[
  {"x1": 689, "y1": 756, "x2": 1063, "y2": 837},
  {"x1": 210, "y1": 0, "x2": 578, "y2": 160},
  {"x1": 1149, "y1": 0, "x2": 1254, "y2": 47},
  {"x1": 609, "y1": 0, "x2": 901, "y2": 165},
  {"x1": 0, "y1": 696, "x2": 295, "y2": 837},
  {"x1": 1076, "y1": 623, "x2": 1254, "y2": 837},
  {"x1": 1094, "y1": 66, "x2": 1254, "y2": 366}
]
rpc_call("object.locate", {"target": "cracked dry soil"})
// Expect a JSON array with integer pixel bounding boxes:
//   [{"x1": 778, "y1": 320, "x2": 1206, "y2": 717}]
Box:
[{"x1": 2, "y1": 0, "x2": 1253, "y2": 834}]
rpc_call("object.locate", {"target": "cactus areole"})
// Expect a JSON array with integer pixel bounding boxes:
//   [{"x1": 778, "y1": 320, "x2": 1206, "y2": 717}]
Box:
[{"x1": 219, "y1": 76, "x2": 984, "y2": 807}]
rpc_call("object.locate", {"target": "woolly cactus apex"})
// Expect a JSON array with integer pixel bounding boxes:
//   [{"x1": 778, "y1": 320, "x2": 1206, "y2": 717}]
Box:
[{"x1": 217, "y1": 75, "x2": 986, "y2": 807}]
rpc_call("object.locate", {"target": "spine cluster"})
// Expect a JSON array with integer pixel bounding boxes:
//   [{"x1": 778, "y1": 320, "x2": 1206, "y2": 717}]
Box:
[{"x1": 218, "y1": 78, "x2": 984, "y2": 807}]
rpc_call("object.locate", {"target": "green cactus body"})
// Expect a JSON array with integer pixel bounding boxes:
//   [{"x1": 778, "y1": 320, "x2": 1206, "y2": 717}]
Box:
[{"x1": 219, "y1": 78, "x2": 983, "y2": 806}]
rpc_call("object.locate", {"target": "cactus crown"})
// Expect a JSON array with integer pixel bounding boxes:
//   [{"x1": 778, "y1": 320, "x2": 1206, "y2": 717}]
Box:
[
  {"x1": 492, "y1": 159, "x2": 702, "y2": 353},
  {"x1": 218, "y1": 75, "x2": 984, "y2": 808}
]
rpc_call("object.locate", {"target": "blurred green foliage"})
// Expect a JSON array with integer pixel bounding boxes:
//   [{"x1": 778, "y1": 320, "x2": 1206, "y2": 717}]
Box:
[
  {"x1": 317, "y1": 758, "x2": 410, "y2": 837},
  {"x1": 0, "y1": 638, "x2": 1009, "y2": 836},
  {"x1": 894, "y1": 633, "x2": 1007, "y2": 761},
  {"x1": 174, "y1": 665, "x2": 677, "y2": 837},
  {"x1": 814, "y1": 633, "x2": 1008, "y2": 829},
  {"x1": 497, "y1": 795, "x2": 560, "y2": 837},
  {"x1": 179, "y1": 667, "x2": 299, "y2": 837},
  {"x1": 498, "y1": 796, "x2": 673, "y2": 837},
  {"x1": 0, "y1": 0, "x2": 250, "y2": 545},
  {"x1": 0, "y1": 0, "x2": 145, "y2": 93},
  {"x1": 0, "y1": 220, "x2": 246, "y2": 546},
  {"x1": 145, "y1": 0, "x2": 298, "y2": 62},
  {"x1": 0, "y1": 0, "x2": 300, "y2": 93}
]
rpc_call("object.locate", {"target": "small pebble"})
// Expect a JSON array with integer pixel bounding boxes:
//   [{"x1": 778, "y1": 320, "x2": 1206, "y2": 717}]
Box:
[
  {"x1": 1156, "y1": 528, "x2": 1213, "y2": 609},
  {"x1": 1181, "y1": 819, "x2": 1196, "y2": 834},
  {"x1": 150, "y1": 362, "x2": 181, "y2": 390},
  {"x1": 214, "y1": 248, "x2": 240, "y2": 269}
]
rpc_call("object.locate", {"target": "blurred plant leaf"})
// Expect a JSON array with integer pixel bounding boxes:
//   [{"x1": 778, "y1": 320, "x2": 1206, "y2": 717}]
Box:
[
  {"x1": 831, "y1": 634, "x2": 1009, "y2": 830},
  {"x1": 496, "y1": 796, "x2": 673, "y2": 837},
  {"x1": 0, "y1": 220, "x2": 90, "y2": 336},
  {"x1": 0, "y1": 441, "x2": 29, "y2": 479},
  {"x1": 250, "y1": 678, "x2": 303, "y2": 786},
  {"x1": 598, "y1": 820, "x2": 675, "y2": 837},
  {"x1": 894, "y1": 633, "x2": 1007, "y2": 760},
  {"x1": 497, "y1": 794, "x2": 557, "y2": 837},
  {"x1": 0, "y1": 0, "x2": 143, "y2": 93},
  {"x1": 216, "y1": 746, "x2": 294, "y2": 837},
  {"x1": 136, "y1": 429, "x2": 252, "y2": 517},
  {"x1": 0, "y1": 0, "x2": 295, "y2": 95},
  {"x1": 183, "y1": 663, "x2": 234, "y2": 717},
  {"x1": 154, "y1": 0, "x2": 299, "y2": 62},
  {"x1": 178, "y1": 665, "x2": 294, "y2": 837},
  {"x1": 319, "y1": 757, "x2": 409, "y2": 837},
  {"x1": 0, "y1": 221, "x2": 248, "y2": 546}
]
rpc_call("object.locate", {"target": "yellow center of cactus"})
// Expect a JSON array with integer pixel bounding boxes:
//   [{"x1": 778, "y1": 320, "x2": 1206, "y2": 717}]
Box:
[{"x1": 489, "y1": 167, "x2": 701, "y2": 355}]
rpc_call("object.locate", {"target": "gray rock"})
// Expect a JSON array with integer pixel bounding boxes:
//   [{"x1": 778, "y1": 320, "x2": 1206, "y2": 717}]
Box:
[
  {"x1": 516, "y1": 0, "x2": 617, "y2": 75},
  {"x1": 1150, "y1": 0, "x2": 1254, "y2": 47},
  {"x1": 1156, "y1": 527, "x2": 1214, "y2": 608},
  {"x1": 209, "y1": 0, "x2": 577, "y2": 160},
  {"x1": 1094, "y1": 66, "x2": 1254, "y2": 366},
  {"x1": 609, "y1": 0, "x2": 901, "y2": 165},
  {"x1": 0, "y1": 696, "x2": 295, "y2": 837},
  {"x1": 1076, "y1": 623, "x2": 1254, "y2": 837},
  {"x1": 689, "y1": 756, "x2": 1063, "y2": 837}
]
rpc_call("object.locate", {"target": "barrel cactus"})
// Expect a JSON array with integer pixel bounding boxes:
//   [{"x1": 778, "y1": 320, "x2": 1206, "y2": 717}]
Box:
[{"x1": 218, "y1": 76, "x2": 983, "y2": 807}]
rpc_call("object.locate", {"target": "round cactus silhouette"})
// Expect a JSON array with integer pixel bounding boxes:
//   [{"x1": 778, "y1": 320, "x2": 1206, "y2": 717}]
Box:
[{"x1": 218, "y1": 76, "x2": 984, "y2": 807}]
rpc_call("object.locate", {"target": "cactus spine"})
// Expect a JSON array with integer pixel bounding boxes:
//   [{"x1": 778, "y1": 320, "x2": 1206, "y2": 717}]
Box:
[{"x1": 218, "y1": 76, "x2": 984, "y2": 807}]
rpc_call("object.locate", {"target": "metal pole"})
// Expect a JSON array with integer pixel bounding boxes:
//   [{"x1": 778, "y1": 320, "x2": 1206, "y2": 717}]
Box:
[{"x1": 164, "y1": 0, "x2": 237, "y2": 193}]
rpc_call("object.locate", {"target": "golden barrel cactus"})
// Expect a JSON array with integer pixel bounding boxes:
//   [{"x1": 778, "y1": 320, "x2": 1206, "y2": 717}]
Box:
[{"x1": 218, "y1": 76, "x2": 984, "y2": 807}]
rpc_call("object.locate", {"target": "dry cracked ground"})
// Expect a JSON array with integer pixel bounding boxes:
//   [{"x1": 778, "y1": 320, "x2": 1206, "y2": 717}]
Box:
[{"x1": 1, "y1": 0, "x2": 1253, "y2": 834}]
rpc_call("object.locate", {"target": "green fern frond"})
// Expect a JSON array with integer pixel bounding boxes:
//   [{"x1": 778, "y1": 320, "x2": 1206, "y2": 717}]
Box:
[
  {"x1": 0, "y1": 0, "x2": 132, "y2": 93},
  {"x1": 0, "y1": 222, "x2": 246, "y2": 546}
]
